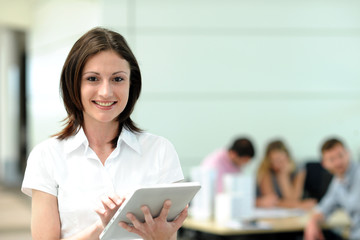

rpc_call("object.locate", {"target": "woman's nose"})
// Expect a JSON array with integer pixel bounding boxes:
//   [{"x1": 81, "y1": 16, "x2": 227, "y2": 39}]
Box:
[{"x1": 98, "y1": 80, "x2": 112, "y2": 97}]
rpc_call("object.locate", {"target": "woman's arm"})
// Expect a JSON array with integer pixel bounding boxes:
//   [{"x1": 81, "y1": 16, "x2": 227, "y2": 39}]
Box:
[
  {"x1": 275, "y1": 161, "x2": 295, "y2": 200},
  {"x1": 257, "y1": 173, "x2": 279, "y2": 208},
  {"x1": 292, "y1": 169, "x2": 306, "y2": 200},
  {"x1": 31, "y1": 190, "x2": 62, "y2": 240},
  {"x1": 259, "y1": 172, "x2": 277, "y2": 197},
  {"x1": 259, "y1": 167, "x2": 315, "y2": 209},
  {"x1": 31, "y1": 190, "x2": 123, "y2": 240},
  {"x1": 276, "y1": 169, "x2": 316, "y2": 209}
]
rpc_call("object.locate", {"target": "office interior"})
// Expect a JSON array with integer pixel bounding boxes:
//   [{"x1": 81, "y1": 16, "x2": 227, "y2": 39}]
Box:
[{"x1": 1, "y1": 0, "x2": 360, "y2": 239}]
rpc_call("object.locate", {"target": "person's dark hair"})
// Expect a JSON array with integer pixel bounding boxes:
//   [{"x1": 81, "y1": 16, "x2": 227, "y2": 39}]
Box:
[
  {"x1": 54, "y1": 27, "x2": 142, "y2": 147},
  {"x1": 321, "y1": 138, "x2": 345, "y2": 153},
  {"x1": 228, "y1": 137, "x2": 255, "y2": 158}
]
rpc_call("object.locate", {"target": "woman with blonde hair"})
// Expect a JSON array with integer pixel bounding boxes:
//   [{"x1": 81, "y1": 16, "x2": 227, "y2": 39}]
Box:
[{"x1": 256, "y1": 139, "x2": 316, "y2": 209}]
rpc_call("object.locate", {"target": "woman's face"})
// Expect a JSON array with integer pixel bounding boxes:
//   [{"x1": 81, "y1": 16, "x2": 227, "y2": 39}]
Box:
[
  {"x1": 81, "y1": 50, "x2": 130, "y2": 126},
  {"x1": 269, "y1": 150, "x2": 289, "y2": 172}
]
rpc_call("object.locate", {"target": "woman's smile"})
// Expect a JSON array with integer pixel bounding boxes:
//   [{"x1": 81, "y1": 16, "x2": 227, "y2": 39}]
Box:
[
  {"x1": 81, "y1": 50, "x2": 130, "y2": 125},
  {"x1": 93, "y1": 100, "x2": 117, "y2": 107}
]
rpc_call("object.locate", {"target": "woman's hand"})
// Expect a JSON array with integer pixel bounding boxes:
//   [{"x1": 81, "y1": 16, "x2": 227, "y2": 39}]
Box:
[
  {"x1": 256, "y1": 194, "x2": 279, "y2": 208},
  {"x1": 298, "y1": 198, "x2": 317, "y2": 210},
  {"x1": 95, "y1": 194, "x2": 125, "y2": 228},
  {"x1": 277, "y1": 160, "x2": 292, "y2": 176},
  {"x1": 119, "y1": 200, "x2": 188, "y2": 240}
]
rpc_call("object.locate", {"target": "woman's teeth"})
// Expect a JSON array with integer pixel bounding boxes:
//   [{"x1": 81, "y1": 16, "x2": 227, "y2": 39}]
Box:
[{"x1": 95, "y1": 101, "x2": 114, "y2": 106}]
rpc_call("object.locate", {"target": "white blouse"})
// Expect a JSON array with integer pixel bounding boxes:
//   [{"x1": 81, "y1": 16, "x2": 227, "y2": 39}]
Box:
[{"x1": 22, "y1": 127, "x2": 184, "y2": 238}]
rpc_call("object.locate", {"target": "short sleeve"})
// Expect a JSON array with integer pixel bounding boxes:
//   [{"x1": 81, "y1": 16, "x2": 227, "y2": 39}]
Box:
[
  {"x1": 157, "y1": 137, "x2": 184, "y2": 183},
  {"x1": 21, "y1": 142, "x2": 58, "y2": 197}
]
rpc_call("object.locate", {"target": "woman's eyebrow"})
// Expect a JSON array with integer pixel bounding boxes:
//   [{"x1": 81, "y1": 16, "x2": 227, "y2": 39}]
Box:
[
  {"x1": 112, "y1": 71, "x2": 129, "y2": 76},
  {"x1": 82, "y1": 71, "x2": 100, "y2": 76},
  {"x1": 82, "y1": 71, "x2": 129, "y2": 76}
]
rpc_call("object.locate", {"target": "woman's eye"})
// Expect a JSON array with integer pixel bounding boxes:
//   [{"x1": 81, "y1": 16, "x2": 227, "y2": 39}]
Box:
[
  {"x1": 114, "y1": 77, "x2": 124, "y2": 82},
  {"x1": 87, "y1": 76, "x2": 97, "y2": 81}
]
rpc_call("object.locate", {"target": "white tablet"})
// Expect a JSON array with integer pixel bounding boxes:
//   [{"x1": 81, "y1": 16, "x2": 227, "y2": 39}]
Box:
[{"x1": 99, "y1": 182, "x2": 201, "y2": 240}]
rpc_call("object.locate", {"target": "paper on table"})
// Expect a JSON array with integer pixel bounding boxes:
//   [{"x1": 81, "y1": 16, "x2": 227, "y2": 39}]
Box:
[
  {"x1": 251, "y1": 207, "x2": 306, "y2": 219},
  {"x1": 226, "y1": 219, "x2": 272, "y2": 230},
  {"x1": 224, "y1": 208, "x2": 305, "y2": 230}
]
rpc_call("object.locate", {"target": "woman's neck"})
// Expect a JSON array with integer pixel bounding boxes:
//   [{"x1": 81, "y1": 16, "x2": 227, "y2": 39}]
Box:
[
  {"x1": 83, "y1": 120, "x2": 119, "y2": 149},
  {"x1": 83, "y1": 120, "x2": 120, "y2": 165}
]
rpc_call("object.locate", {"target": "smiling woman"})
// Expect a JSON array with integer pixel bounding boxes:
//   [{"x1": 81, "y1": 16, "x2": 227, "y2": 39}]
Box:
[
  {"x1": 56, "y1": 28, "x2": 142, "y2": 149},
  {"x1": 80, "y1": 50, "x2": 131, "y2": 137},
  {"x1": 21, "y1": 27, "x2": 186, "y2": 240}
]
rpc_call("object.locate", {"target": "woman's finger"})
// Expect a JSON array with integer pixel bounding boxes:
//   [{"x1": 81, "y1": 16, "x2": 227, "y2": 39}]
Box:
[
  {"x1": 158, "y1": 199, "x2": 172, "y2": 221},
  {"x1": 126, "y1": 212, "x2": 143, "y2": 230},
  {"x1": 141, "y1": 205, "x2": 155, "y2": 225},
  {"x1": 100, "y1": 195, "x2": 117, "y2": 210},
  {"x1": 94, "y1": 207, "x2": 106, "y2": 216},
  {"x1": 119, "y1": 222, "x2": 144, "y2": 238},
  {"x1": 119, "y1": 221, "x2": 134, "y2": 232},
  {"x1": 172, "y1": 205, "x2": 188, "y2": 227},
  {"x1": 108, "y1": 194, "x2": 125, "y2": 206},
  {"x1": 141, "y1": 206, "x2": 155, "y2": 226}
]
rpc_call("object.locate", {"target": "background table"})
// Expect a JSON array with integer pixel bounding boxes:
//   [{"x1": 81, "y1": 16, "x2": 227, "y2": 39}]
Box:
[{"x1": 180, "y1": 210, "x2": 350, "y2": 240}]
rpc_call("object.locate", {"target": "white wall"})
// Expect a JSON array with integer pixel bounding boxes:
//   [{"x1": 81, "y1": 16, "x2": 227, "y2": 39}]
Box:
[
  {"x1": 0, "y1": 0, "x2": 33, "y2": 30},
  {"x1": 27, "y1": 0, "x2": 102, "y2": 149},
  {"x1": 101, "y1": 0, "x2": 360, "y2": 176},
  {"x1": 26, "y1": 0, "x2": 360, "y2": 178}
]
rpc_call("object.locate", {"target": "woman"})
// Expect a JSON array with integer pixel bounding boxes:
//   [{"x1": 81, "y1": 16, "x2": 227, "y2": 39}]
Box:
[
  {"x1": 256, "y1": 140, "x2": 316, "y2": 209},
  {"x1": 21, "y1": 27, "x2": 186, "y2": 239}
]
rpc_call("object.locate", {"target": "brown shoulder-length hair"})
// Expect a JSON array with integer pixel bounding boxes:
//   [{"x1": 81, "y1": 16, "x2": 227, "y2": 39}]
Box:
[{"x1": 54, "y1": 27, "x2": 142, "y2": 147}]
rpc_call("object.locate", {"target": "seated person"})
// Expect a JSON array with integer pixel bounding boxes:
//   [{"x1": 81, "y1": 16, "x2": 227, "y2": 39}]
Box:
[
  {"x1": 305, "y1": 138, "x2": 360, "y2": 240},
  {"x1": 201, "y1": 137, "x2": 255, "y2": 193},
  {"x1": 256, "y1": 139, "x2": 316, "y2": 209},
  {"x1": 303, "y1": 161, "x2": 333, "y2": 202}
]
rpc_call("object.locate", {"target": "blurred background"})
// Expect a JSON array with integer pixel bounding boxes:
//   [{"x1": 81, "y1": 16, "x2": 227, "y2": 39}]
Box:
[{"x1": 1, "y1": 0, "x2": 360, "y2": 238}]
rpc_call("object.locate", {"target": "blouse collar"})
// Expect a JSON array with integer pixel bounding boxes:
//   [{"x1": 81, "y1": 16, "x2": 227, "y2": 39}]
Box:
[{"x1": 64, "y1": 127, "x2": 141, "y2": 155}]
